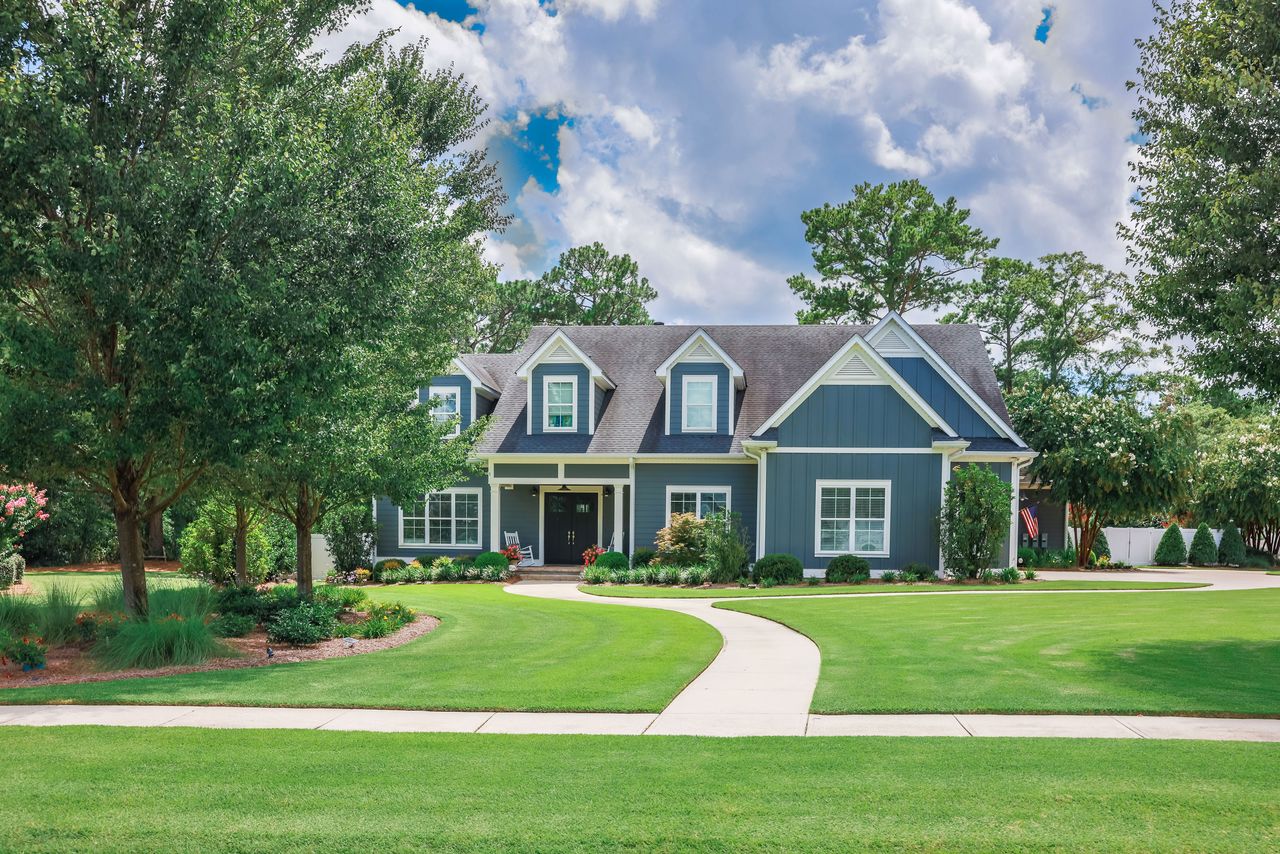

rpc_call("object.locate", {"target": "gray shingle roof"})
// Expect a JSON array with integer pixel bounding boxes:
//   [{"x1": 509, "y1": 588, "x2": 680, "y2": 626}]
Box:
[{"x1": 467, "y1": 323, "x2": 1019, "y2": 456}]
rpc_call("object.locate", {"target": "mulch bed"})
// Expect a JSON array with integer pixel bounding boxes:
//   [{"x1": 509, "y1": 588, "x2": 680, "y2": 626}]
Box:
[{"x1": 0, "y1": 610, "x2": 440, "y2": 689}]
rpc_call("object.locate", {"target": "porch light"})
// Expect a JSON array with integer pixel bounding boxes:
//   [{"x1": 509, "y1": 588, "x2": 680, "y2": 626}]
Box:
[
  {"x1": 558, "y1": 484, "x2": 572, "y2": 492},
  {"x1": 529, "y1": 487, "x2": 538, "y2": 497}
]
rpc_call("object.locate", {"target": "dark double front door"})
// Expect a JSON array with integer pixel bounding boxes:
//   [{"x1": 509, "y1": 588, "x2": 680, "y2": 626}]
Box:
[{"x1": 544, "y1": 492, "x2": 598, "y2": 565}]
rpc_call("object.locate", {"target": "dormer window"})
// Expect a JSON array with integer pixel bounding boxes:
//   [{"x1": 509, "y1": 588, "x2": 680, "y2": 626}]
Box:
[
  {"x1": 682, "y1": 375, "x2": 717, "y2": 432},
  {"x1": 428, "y1": 385, "x2": 461, "y2": 437},
  {"x1": 543, "y1": 375, "x2": 577, "y2": 431}
]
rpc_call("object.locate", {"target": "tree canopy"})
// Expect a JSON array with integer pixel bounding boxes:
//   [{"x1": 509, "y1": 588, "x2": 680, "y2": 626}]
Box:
[
  {"x1": 468, "y1": 243, "x2": 658, "y2": 353},
  {"x1": 1010, "y1": 386, "x2": 1196, "y2": 566},
  {"x1": 1122, "y1": 0, "x2": 1280, "y2": 398},
  {"x1": 0, "y1": 2, "x2": 503, "y2": 611},
  {"x1": 789, "y1": 180, "x2": 997, "y2": 324}
]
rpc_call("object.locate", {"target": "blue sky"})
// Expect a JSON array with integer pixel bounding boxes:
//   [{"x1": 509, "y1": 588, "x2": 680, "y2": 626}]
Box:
[{"x1": 325, "y1": 0, "x2": 1157, "y2": 324}]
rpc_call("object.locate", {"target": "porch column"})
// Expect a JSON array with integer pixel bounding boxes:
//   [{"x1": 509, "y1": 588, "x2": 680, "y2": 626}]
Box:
[
  {"x1": 613, "y1": 485, "x2": 624, "y2": 552},
  {"x1": 1009, "y1": 462, "x2": 1021, "y2": 567},
  {"x1": 490, "y1": 483, "x2": 501, "y2": 552}
]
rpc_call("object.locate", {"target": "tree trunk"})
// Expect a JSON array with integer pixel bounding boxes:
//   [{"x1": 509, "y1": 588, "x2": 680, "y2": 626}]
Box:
[
  {"x1": 115, "y1": 507, "x2": 149, "y2": 615},
  {"x1": 146, "y1": 511, "x2": 165, "y2": 556},
  {"x1": 233, "y1": 502, "x2": 250, "y2": 587},
  {"x1": 295, "y1": 486, "x2": 314, "y2": 599}
]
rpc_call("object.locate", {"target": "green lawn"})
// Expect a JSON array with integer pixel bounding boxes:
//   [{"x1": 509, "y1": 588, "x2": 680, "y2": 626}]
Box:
[
  {"x1": 1, "y1": 584, "x2": 720, "y2": 712},
  {"x1": 3, "y1": 727, "x2": 1275, "y2": 853},
  {"x1": 722, "y1": 589, "x2": 1280, "y2": 716},
  {"x1": 19, "y1": 570, "x2": 193, "y2": 596},
  {"x1": 582, "y1": 579, "x2": 1204, "y2": 598}
]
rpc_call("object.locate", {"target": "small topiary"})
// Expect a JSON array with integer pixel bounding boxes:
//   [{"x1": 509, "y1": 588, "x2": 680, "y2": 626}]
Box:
[
  {"x1": 595, "y1": 551, "x2": 629, "y2": 570},
  {"x1": 825, "y1": 554, "x2": 870, "y2": 583},
  {"x1": 267, "y1": 601, "x2": 338, "y2": 645},
  {"x1": 1092, "y1": 530, "x2": 1111, "y2": 560},
  {"x1": 1187, "y1": 523, "x2": 1217, "y2": 566},
  {"x1": 631, "y1": 547, "x2": 657, "y2": 567},
  {"x1": 753, "y1": 553, "x2": 803, "y2": 584},
  {"x1": 473, "y1": 551, "x2": 508, "y2": 570},
  {"x1": 1217, "y1": 524, "x2": 1246, "y2": 566},
  {"x1": 1153, "y1": 524, "x2": 1187, "y2": 566}
]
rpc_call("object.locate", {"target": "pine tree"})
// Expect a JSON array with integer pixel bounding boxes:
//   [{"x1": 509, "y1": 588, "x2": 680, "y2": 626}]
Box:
[
  {"x1": 1218, "y1": 524, "x2": 1246, "y2": 566},
  {"x1": 1188, "y1": 523, "x2": 1218, "y2": 566},
  {"x1": 1153, "y1": 524, "x2": 1188, "y2": 566}
]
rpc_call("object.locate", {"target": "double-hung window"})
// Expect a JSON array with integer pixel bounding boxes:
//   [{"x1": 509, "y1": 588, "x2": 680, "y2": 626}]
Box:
[
  {"x1": 543, "y1": 376, "x2": 577, "y2": 431},
  {"x1": 401, "y1": 489, "x2": 481, "y2": 548},
  {"x1": 428, "y1": 386, "x2": 461, "y2": 437},
  {"x1": 816, "y1": 480, "x2": 890, "y2": 556},
  {"x1": 667, "y1": 486, "x2": 730, "y2": 521},
  {"x1": 681, "y1": 375, "x2": 717, "y2": 432}
]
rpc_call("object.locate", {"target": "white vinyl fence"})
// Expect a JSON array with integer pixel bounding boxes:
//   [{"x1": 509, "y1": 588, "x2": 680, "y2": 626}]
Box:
[
  {"x1": 1102, "y1": 526, "x2": 1220, "y2": 567},
  {"x1": 310, "y1": 533, "x2": 336, "y2": 581}
]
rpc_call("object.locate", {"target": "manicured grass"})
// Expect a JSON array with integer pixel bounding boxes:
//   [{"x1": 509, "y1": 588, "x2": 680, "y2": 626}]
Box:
[
  {"x1": 582, "y1": 579, "x2": 1205, "y2": 598},
  {"x1": 3, "y1": 727, "x2": 1276, "y2": 853},
  {"x1": 1, "y1": 584, "x2": 720, "y2": 712},
  {"x1": 18, "y1": 570, "x2": 192, "y2": 596},
  {"x1": 722, "y1": 589, "x2": 1280, "y2": 716}
]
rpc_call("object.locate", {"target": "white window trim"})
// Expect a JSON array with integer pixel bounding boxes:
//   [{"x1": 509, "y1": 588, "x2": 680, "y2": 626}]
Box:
[
  {"x1": 665, "y1": 485, "x2": 732, "y2": 521},
  {"x1": 398, "y1": 487, "x2": 483, "y2": 549},
  {"x1": 681, "y1": 374, "x2": 718, "y2": 434},
  {"x1": 814, "y1": 479, "x2": 891, "y2": 558},
  {"x1": 542, "y1": 374, "x2": 578, "y2": 433},
  {"x1": 428, "y1": 385, "x2": 462, "y2": 438}
]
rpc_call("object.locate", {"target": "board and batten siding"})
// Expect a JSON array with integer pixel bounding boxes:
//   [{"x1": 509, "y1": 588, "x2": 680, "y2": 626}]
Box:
[
  {"x1": 765, "y1": 453, "x2": 943, "y2": 572},
  {"x1": 668, "y1": 362, "x2": 731, "y2": 435},
  {"x1": 530, "y1": 363, "x2": 591, "y2": 435},
  {"x1": 885, "y1": 357, "x2": 999, "y2": 438},
  {"x1": 951, "y1": 461, "x2": 1013, "y2": 567},
  {"x1": 419, "y1": 373, "x2": 472, "y2": 429},
  {"x1": 374, "y1": 473, "x2": 492, "y2": 561},
  {"x1": 775, "y1": 385, "x2": 934, "y2": 448},
  {"x1": 633, "y1": 462, "x2": 757, "y2": 552}
]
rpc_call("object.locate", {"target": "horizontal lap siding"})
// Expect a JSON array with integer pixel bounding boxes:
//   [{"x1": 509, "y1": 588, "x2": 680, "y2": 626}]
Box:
[
  {"x1": 886, "y1": 357, "x2": 998, "y2": 438},
  {"x1": 493, "y1": 463, "x2": 558, "y2": 479},
  {"x1": 374, "y1": 474, "x2": 492, "y2": 561},
  {"x1": 776, "y1": 385, "x2": 933, "y2": 447},
  {"x1": 531, "y1": 363, "x2": 591, "y2": 435},
  {"x1": 633, "y1": 463, "x2": 757, "y2": 552},
  {"x1": 564, "y1": 464, "x2": 630, "y2": 480},
  {"x1": 499, "y1": 487, "x2": 540, "y2": 557},
  {"x1": 765, "y1": 453, "x2": 942, "y2": 572}
]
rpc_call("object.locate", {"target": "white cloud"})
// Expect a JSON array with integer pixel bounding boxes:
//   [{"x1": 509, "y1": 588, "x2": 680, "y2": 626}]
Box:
[{"x1": 556, "y1": 0, "x2": 664, "y2": 21}]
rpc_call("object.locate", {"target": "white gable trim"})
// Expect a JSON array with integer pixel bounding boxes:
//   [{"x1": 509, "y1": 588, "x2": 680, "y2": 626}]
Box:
[
  {"x1": 452, "y1": 358, "x2": 498, "y2": 399},
  {"x1": 655, "y1": 329, "x2": 746, "y2": 389},
  {"x1": 515, "y1": 329, "x2": 615, "y2": 389},
  {"x1": 867, "y1": 312, "x2": 1024, "y2": 444},
  {"x1": 754, "y1": 334, "x2": 957, "y2": 436}
]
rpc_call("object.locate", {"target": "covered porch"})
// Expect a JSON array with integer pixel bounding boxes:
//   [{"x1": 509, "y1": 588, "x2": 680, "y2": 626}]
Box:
[{"x1": 487, "y1": 461, "x2": 631, "y2": 567}]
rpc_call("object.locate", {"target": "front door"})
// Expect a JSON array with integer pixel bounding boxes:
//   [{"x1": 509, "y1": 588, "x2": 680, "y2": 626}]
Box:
[{"x1": 544, "y1": 492, "x2": 599, "y2": 565}]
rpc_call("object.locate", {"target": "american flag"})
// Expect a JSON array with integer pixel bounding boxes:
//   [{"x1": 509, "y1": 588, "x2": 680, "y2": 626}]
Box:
[{"x1": 1020, "y1": 504, "x2": 1039, "y2": 540}]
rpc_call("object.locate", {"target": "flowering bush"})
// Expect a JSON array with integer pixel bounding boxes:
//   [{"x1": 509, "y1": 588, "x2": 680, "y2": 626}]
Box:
[
  {"x1": 1, "y1": 483, "x2": 50, "y2": 556},
  {"x1": 581, "y1": 545, "x2": 606, "y2": 567},
  {"x1": 501, "y1": 544, "x2": 523, "y2": 563},
  {"x1": 3, "y1": 634, "x2": 48, "y2": 669}
]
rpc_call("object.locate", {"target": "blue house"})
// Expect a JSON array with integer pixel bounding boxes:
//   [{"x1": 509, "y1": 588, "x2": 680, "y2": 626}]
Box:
[{"x1": 373, "y1": 312, "x2": 1036, "y2": 575}]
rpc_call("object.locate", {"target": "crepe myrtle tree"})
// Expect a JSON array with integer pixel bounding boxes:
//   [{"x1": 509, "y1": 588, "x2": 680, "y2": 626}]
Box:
[
  {"x1": 939, "y1": 464, "x2": 1013, "y2": 579},
  {"x1": 0, "y1": 2, "x2": 504, "y2": 613},
  {"x1": 1010, "y1": 386, "x2": 1196, "y2": 567},
  {"x1": 1194, "y1": 416, "x2": 1280, "y2": 557}
]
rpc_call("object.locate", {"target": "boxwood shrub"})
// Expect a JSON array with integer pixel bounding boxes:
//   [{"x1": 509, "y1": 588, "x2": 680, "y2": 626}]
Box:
[
  {"x1": 753, "y1": 553, "x2": 803, "y2": 584},
  {"x1": 825, "y1": 554, "x2": 870, "y2": 583},
  {"x1": 631, "y1": 547, "x2": 657, "y2": 567},
  {"x1": 595, "y1": 551, "x2": 629, "y2": 570},
  {"x1": 473, "y1": 551, "x2": 509, "y2": 571},
  {"x1": 267, "y1": 601, "x2": 339, "y2": 645}
]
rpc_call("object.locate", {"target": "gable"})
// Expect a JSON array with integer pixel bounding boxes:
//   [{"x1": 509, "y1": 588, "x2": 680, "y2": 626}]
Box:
[
  {"x1": 775, "y1": 385, "x2": 935, "y2": 448},
  {"x1": 886, "y1": 357, "x2": 999, "y2": 438}
]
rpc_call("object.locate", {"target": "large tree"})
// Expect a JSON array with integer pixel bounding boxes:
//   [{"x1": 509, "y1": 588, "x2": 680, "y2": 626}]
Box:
[
  {"x1": 789, "y1": 180, "x2": 997, "y2": 324},
  {"x1": 0, "y1": 3, "x2": 502, "y2": 612},
  {"x1": 943, "y1": 258, "x2": 1049, "y2": 393},
  {"x1": 1010, "y1": 386, "x2": 1196, "y2": 566},
  {"x1": 1194, "y1": 414, "x2": 1280, "y2": 557},
  {"x1": 1122, "y1": 0, "x2": 1280, "y2": 397},
  {"x1": 468, "y1": 243, "x2": 658, "y2": 353}
]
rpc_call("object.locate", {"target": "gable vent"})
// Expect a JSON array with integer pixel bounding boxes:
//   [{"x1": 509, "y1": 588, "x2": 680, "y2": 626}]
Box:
[
  {"x1": 683, "y1": 340, "x2": 718, "y2": 362},
  {"x1": 875, "y1": 327, "x2": 917, "y2": 356},
  {"x1": 832, "y1": 352, "x2": 876, "y2": 380},
  {"x1": 544, "y1": 342, "x2": 577, "y2": 362}
]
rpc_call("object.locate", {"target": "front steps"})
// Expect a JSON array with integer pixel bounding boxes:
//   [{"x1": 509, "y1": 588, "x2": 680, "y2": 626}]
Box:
[{"x1": 513, "y1": 565, "x2": 584, "y2": 583}]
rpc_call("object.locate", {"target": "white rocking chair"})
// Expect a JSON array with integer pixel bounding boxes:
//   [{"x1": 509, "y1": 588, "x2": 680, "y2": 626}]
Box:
[{"x1": 503, "y1": 531, "x2": 535, "y2": 567}]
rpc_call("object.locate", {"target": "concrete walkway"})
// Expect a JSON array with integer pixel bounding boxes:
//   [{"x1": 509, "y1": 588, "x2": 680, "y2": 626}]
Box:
[{"x1": 2, "y1": 703, "x2": 1277, "y2": 741}]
